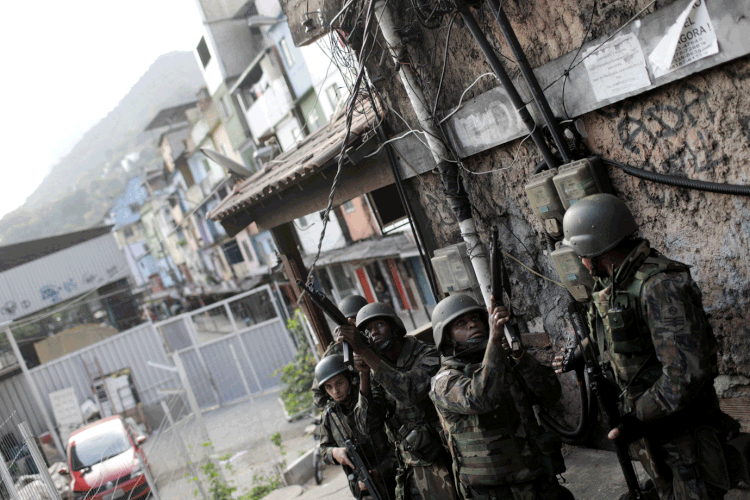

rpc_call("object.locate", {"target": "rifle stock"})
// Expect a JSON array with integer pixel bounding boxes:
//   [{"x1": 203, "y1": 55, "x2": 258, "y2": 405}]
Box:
[
  {"x1": 570, "y1": 309, "x2": 643, "y2": 499},
  {"x1": 296, "y1": 279, "x2": 355, "y2": 364},
  {"x1": 345, "y1": 438, "x2": 385, "y2": 500},
  {"x1": 490, "y1": 227, "x2": 521, "y2": 352}
]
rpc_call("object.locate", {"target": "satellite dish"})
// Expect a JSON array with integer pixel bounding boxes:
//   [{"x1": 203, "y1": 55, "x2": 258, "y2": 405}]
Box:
[{"x1": 200, "y1": 148, "x2": 254, "y2": 178}]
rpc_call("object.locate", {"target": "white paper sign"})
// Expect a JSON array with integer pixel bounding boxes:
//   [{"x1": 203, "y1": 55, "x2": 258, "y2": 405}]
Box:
[
  {"x1": 583, "y1": 33, "x2": 652, "y2": 101},
  {"x1": 649, "y1": 0, "x2": 719, "y2": 77},
  {"x1": 49, "y1": 387, "x2": 84, "y2": 443}
]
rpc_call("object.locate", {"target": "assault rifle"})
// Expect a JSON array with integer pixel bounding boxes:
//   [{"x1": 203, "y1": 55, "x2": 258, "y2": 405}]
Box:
[
  {"x1": 567, "y1": 308, "x2": 644, "y2": 499},
  {"x1": 490, "y1": 226, "x2": 521, "y2": 352},
  {"x1": 297, "y1": 279, "x2": 355, "y2": 365},
  {"x1": 344, "y1": 438, "x2": 385, "y2": 500}
]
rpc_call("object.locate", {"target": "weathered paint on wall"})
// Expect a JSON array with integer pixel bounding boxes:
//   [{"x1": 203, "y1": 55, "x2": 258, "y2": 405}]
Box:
[{"x1": 364, "y1": 0, "x2": 750, "y2": 388}]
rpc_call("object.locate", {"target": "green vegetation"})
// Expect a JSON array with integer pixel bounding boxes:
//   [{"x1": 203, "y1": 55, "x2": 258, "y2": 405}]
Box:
[{"x1": 274, "y1": 310, "x2": 316, "y2": 416}]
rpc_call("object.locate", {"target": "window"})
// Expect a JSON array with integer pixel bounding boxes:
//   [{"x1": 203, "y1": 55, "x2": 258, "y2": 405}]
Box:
[
  {"x1": 241, "y1": 240, "x2": 255, "y2": 263},
  {"x1": 326, "y1": 84, "x2": 341, "y2": 108},
  {"x1": 219, "y1": 95, "x2": 233, "y2": 119},
  {"x1": 308, "y1": 109, "x2": 320, "y2": 130},
  {"x1": 297, "y1": 215, "x2": 311, "y2": 229},
  {"x1": 279, "y1": 38, "x2": 295, "y2": 67},
  {"x1": 342, "y1": 200, "x2": 356, "y2": 213},
  {"x1": 197, "y1": 37, "x2": 211, "y2": 68}
]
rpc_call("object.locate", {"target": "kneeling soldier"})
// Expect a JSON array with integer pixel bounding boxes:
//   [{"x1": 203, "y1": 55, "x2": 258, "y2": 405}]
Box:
[
  {"x1": 430, "y1": 294, "x2": 574, "y2": 500},
  {"x1": 315, "y1": 353, "x2": 397, "y2": 499}
]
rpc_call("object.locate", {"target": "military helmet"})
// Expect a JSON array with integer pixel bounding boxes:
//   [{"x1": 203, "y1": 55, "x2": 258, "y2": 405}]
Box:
[
  {"x1": 314, "y1": 354, "x2": 349, "y2": 386},
  {"x1": 338, "y1": 295, "x2": 368, "y2": 319},
  {"x1": 562, "y1": 193, "x2": 639, "y2": 258},
  {"x1": 431, "y1": 294, "x2": 488, "y2": 351},
  {"x1": 356, "y1": 302, "x2": 406, "y2": 336}
]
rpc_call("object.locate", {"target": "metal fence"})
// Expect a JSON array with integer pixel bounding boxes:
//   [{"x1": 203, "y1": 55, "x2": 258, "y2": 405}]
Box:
[
  {"x1": 0, "y1": 411, "x2": 65, "y2": 500},
  {"x1": 154, "y1": 285, "x2": 296, "y2": 409}
]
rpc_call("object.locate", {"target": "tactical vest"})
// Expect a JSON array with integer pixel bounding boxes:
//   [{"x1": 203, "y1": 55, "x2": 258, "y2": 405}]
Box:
[
  {"x1": 437, "y1": 359, "x2": 548, "y2": 488},
  {"x1": 381, "y1": 341, "x2": 445, "y2": 467},
  {"x1": 588, "y1": 252, "x2": 692, "y2": 407}
]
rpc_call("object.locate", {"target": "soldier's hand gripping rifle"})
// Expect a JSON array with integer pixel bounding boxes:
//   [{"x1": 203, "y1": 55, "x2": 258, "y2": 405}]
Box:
[
  {"x1": 566, "y1": 308, "x2": 644, "y2": 499},
  {"x1": 490, "y1": 226, "x2": 522, "y2": 353},
  {"x1": 344, "y1": 438, "x2": 386, "y2": 500},
  {"x1": 296, "y1": 279, "x2": 356, "y2": 365}
]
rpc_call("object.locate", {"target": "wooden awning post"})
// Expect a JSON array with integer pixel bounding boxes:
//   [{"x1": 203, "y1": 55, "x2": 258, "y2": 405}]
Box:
[{"x1": 271, "y1": 223, "x2": 333, "y2": 354}]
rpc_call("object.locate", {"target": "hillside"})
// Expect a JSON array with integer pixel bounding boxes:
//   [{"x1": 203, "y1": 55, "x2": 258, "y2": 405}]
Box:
[{"x1": 0, "y1": 51, "x2": 204, "y2": 245}]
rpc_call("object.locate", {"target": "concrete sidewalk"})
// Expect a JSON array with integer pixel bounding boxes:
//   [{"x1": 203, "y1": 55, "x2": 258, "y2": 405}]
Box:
[{"x1": 263, "y1": 447, "x2": 750, "y2": 500}]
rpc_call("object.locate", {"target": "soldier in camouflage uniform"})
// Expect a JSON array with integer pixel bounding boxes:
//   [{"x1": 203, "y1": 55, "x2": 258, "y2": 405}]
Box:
[
  {"x1": 336, "y1": 303, "x2": 459, "y2": 500},
  {"x1": 313, "y1": 295, "x2": 369, "y2": 410},
  {"x1": 315, "y1": 353, "x2": 397, "y2": 499},
  {"x1": 429, "y1": 294, "x2": 574, "y2": 500},
  {"x1": 553, "y1": 194, "x2": 739, "y2": 500}
]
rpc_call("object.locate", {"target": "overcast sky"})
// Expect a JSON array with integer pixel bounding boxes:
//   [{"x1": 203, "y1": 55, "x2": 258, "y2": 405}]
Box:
[{"x1": 0, "y1": 0, "x2": 204, "y2": 219}]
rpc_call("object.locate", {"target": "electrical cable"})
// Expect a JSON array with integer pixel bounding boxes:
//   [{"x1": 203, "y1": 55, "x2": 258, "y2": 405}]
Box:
[
  {"x1": 439, "y1": 73, "x2": 496, "y2": 124},
  {"x1": 560, "y1": 0, "x2": 597, "y2": 120},
  {"x1": 432, "y1": 12, "x2": 458, "y2": 117},
  {"x1": 603, "y1": 158, "x2": 750, "y2": 197},
  {"x1": 307, "y1": 0, "x2": 380, "y2": 282},
  {"x1": 536, "y1": 0, "x2": 657, "y2": 99}
]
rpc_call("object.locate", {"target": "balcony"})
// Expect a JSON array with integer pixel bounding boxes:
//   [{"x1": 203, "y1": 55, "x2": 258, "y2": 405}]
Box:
[{"x1": 245, "y1": 78, "x2": 294, "y2": 140}]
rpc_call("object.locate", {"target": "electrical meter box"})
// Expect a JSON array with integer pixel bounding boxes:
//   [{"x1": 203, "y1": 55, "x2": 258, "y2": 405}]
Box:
[
  {"x1": 524, "y1": 168, "x2": 566, "y2": 238},
  {"x1": 550, "y1": 244, "x2": 595, "y2": 302},
  {"x1": 431, "y1": 242, "x2": 484, "y2": 305},
  {"x1": 552, "y1": 157, "x2": 613, "y2": 209}
]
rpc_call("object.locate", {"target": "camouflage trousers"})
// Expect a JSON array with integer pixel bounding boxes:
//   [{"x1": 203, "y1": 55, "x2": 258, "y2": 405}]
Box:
[
  {"x1": 398, "y1": 462, "x2": 459, "y2": 500},
  {"x1": 634, "y1": 428, "x2": 728, "y2": 500},
  {"x1": 461, "y1": 476, "x2": 575, "y2": 500}
]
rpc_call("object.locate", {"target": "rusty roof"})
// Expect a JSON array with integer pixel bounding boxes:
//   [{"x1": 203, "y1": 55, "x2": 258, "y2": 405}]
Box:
[{"x1": 208, "y1": 99, "x2": 380, "y2": 222}]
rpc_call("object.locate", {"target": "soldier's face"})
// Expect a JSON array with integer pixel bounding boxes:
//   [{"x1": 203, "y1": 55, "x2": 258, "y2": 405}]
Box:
[
  {"x1": 449, "y1": 312, "x2": 487, "y2": 344},
  {"x1": 364, "y1": 319, "x2": 393, "y2": 347},
  {"x1": 323, "y1": 374, "x2": 350, "y2": 402}
]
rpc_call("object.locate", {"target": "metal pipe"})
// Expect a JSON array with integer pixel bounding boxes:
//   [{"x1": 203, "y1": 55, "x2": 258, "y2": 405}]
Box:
[
  {"x1": 375, "y1": 0, "x2": 492, "y2": 306},
  {"x1": 453, "y1": 0, "x2": 560, "y2": 169},
  {"x1": 19, "y1": 421, "x2": 63, "y2": 500},
  {"x1": 488, "y1": 0, "x2": 572, "y2": 163},
  {"x1": 5, "y1": 325, "x2": 66, "y2": 460}
]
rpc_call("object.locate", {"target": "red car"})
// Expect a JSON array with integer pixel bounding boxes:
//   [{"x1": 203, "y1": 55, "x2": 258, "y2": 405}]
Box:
[{"x1": 60, "y1": 416, "x2": 151, "y2": 500}]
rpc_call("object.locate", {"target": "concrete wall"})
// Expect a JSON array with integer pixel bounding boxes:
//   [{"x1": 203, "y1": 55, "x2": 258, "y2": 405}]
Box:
[
  {"x1": 363, "y1": 0, "x2": 750, "y2": 395},
  {"x1": 340, "y1": 196, "x2": 379, "y2": 241}
]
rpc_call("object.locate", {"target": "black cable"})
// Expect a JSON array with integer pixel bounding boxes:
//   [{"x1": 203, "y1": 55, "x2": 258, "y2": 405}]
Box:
[
  {"x1": 561, "y1": 0, "x2": 597, "y2": 120},
  {"x1": 432, "y1": 12, "x2": 458, "y2": 117},
  {"x1": 603, "y1": 158, "x2": 750, "y2": 197}
]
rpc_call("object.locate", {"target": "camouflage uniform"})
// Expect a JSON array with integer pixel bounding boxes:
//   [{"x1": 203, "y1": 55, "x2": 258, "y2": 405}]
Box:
[
  {"x1": 588, "y1": 240, "x2": 738, "y2": 500},
  {"x1": 359, "y1": 336, "x2": 459, "y2": 500},
  {"x1": 319, "y1": 382, "x2": 398, "y2": 499},
  {"x1": 430, "y1": 341, "x2": 571, "y2": 500}
]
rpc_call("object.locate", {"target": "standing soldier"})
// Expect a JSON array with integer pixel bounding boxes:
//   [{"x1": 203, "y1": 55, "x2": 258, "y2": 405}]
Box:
[
  {"x1": 430, "y1": 294, "x2": 573, "y2": 500},
  {"x1": 337, "y1": 303, "x2": 458, "y2": 500},
  {"x1": 553, "y1": 193, "x2": 739, "y2": 499},
  {"x1": 315, "y1": 353, "x2": 397, "y2": 499},
  {"x1": 313, "y1": 295, "x2": 369, "y2": 409}
]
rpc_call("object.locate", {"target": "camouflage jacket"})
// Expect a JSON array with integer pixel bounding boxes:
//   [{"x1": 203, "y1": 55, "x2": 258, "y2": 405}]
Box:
[
  {"x1": 318, "y1": 388, "x2": 397, "y2": 478},
  {"x1": 590, "y1": 240, "x2": 720, "y2": 423},
  {"x1": 359, "y1": 336, "x2": 446, "y2": 466},
  {"x1": 429, "y1": 341, "x2": 562, "y2": 487}
]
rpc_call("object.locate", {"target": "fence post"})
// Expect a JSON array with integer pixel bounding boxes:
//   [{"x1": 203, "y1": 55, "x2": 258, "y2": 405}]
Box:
[
  {"x1": 159, "y1": 401, "x2": 207, "y2": 500},
  {"x1": 5, "y1": 325, "x2": 66, "y2": 459},
  {"x1": 0, "y1": 448, "x2": 22, "y2": 500},
  {"x1": 137, "y1": 451, "x2": 162, "y2": 500},
  {"x1": 229, "y1": 344, "x2": 254, "y2": 400},
  {"x1": 19, "y1": 421, "x2": 62, "y2": 499},
  {"x1": 172, "y1": 354, "x2": 216, "y2": 457}
]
